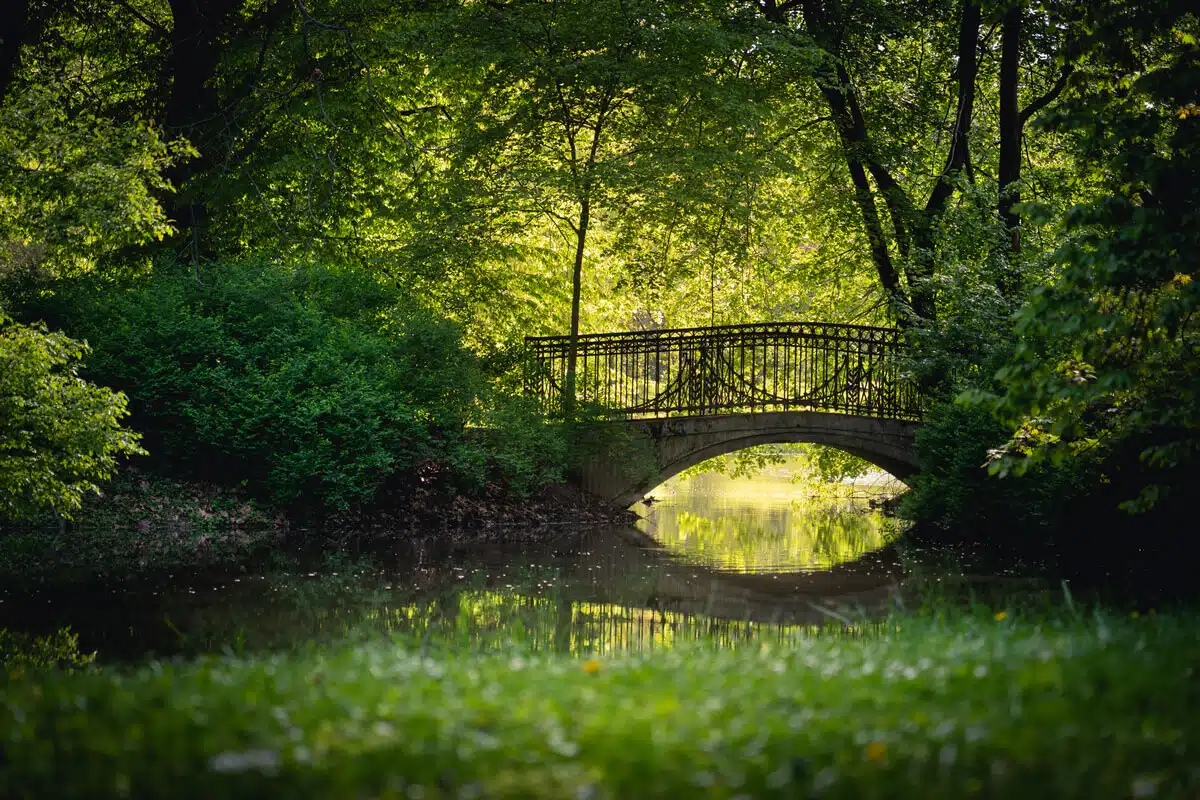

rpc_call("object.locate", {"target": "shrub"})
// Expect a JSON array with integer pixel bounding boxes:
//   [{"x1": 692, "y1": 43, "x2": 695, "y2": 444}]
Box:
[
  {"x1": 42, "y1": 258, "x2": 562, "y2": 514},
  {"x1": 901, "y1": 401, "x2": 1091, "y2": 556},
  {"x1": 0, "y1": 314, "x2": 145, "y2": 520},
  {"x1": 0, "y1": 626, "x2": 96, "y2": 672}
]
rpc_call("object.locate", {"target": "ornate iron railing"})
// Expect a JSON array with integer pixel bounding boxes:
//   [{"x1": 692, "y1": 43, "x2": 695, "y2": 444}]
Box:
[{"x1": 525, "y1": 321, "x2": 923, "y2": 421}]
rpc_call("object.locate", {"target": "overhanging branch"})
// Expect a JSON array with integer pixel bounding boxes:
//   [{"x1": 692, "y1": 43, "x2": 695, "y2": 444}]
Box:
[{"x1": 1020, "y1": 63, "x2": 1074, "y2": 126}]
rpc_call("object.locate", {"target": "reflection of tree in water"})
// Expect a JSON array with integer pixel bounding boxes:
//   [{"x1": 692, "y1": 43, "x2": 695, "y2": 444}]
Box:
[
  {"x1": 647, "y1": 507, "x2": 898, "y2": 573},
  {"x1": 354, "y1": 593, "x2": 842, "y2": 656}
]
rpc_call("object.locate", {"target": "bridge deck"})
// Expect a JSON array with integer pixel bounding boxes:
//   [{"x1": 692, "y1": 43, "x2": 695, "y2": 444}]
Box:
[{"x1": 526, "y1": 321, "x2": 923, "y2": 421}]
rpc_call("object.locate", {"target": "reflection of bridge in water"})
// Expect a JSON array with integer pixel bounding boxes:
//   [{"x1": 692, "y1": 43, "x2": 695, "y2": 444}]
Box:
[
  {"x1": 526, "y1": 322, "x2": 926, "y2": 507},
  {"x1": 428, "y1": 526, "x2": 906, "y2": 655},
  {"x1": 555, "y1": 526, "x2": 903, "y2": 629}
]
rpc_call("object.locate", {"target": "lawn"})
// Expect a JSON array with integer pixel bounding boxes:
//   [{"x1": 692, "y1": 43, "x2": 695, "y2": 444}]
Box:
[{"x1": 2, "y1": 608, "x2": 1198, "y2": 798}]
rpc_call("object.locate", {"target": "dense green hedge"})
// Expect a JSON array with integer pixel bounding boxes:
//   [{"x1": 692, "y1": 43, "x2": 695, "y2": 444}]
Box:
[{"x1": 37, "y1": 259, "x2": 564, "y2": 513}]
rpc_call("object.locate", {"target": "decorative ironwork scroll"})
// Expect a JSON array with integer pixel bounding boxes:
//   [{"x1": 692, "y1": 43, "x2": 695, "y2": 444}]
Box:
[{"x1": 525, "y1": 321, "x2": 924, "y2": 421}]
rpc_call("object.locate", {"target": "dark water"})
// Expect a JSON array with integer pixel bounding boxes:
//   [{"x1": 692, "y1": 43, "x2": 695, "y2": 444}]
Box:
[{"x1": 0, "y1": 465, "x2": 907, "y2": 663}]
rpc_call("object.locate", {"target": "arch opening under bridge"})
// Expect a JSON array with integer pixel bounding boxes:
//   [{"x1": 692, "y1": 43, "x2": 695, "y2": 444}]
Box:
[{"x1": 575, "y1": 411, "x2": 919, "y2": 509}]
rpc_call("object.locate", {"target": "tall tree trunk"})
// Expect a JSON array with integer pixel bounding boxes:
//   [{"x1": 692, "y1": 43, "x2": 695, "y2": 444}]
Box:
[
  {"x1": 818, "y1": 75, "x2": 907, "y2": 313},
  {"x1": 793, "y1": 0, "x2": 912, "y2": 319},
  {"x1": 562, "y1": 96, "x2": 614, "y2": 415},
  {"x1": 564, "y1": 196, "x2": 590, "y2": 416},
  {"x1": 0, "y1": 0, "x2": 47, "y2": 107},
  {"x1": 998, "y1": 2, "x2": 1023, "y2": 262},
  {"x1": 162, "y1": 0, "x2": 247, "y2": 258}
]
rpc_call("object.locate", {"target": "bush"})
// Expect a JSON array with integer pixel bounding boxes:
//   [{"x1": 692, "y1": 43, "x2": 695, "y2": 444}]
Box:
[
  {"x1": 0, "y1": 314, "x2": 145, "y2": 520},
  {"x1": 0, "y1": 626, "x2": 95, "y2": 672},
  {"x1": 40, "y1": 259, "x2": 562, "y2": 514},
  {"x1": 901, "y1": 401, "x2": 1090, "y2": 556},
  {"x1": 902, "y1": 397, "x2": 1200, "y2": 595}
]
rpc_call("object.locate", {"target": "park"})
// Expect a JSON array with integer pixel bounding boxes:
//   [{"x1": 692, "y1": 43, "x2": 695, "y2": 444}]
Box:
[{"x1": 1, "y1": 0, "x2": 1198, "y2": 796}]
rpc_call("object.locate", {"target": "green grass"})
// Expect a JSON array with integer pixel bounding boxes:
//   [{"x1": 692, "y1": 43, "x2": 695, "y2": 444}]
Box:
[{"x1": 2, "y1": 609, "x2": 1198, "y2": 798}]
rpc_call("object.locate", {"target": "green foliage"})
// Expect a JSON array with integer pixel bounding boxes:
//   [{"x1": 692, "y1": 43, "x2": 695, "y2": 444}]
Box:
[
  {"x1": 675, "y1": 444, "x2": 787, "y2": 481},
  {"x1": 0, "y1": 314, "x2": 145, "y2": 520},
  {"x1": 804, "y1": 445, "x2": 874, "y2": 483},
  {"x1": 903, "y1": 401, "x2": 1083, "y2": 539},
  {"x1": 472, "y1": 397, "x2": 568, "y2": 497},
  {"x1": 979, "y1": 3, "x2": 1200, "y2": 513},
  {"x1": 676, "y1": 445, "x2": 874, "y2": 484},
  {"x1": 0, "y1": 84, "x2": 187, "y2": 302},
  {"x1": 0, "y1": 626, "x2": 95, "y2": 672},
  {"x1": 44, "y1": 259, "x2": 561, "y2": 513},
  {"x1": 3, "y1": 611, "x2": 1199, "y2": 797}
]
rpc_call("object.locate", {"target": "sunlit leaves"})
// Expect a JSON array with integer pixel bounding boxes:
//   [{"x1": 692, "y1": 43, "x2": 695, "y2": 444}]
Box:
[
  {"x1": 0, "y1": 84, "x2": 188, "y2": 299},
  {"x1": 0, "y1": 314, "x2": 145, "y2": 520}
]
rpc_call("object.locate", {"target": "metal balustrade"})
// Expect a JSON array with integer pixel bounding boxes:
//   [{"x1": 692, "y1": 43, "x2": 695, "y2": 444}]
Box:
[{"x1": 525, "y1": 321, "x2": 924, "y2": 421}]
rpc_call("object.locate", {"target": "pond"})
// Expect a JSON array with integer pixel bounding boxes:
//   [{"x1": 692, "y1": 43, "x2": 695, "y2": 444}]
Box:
[{"x1": 0, "y1": 461, "x2": 907, "y2": 664}]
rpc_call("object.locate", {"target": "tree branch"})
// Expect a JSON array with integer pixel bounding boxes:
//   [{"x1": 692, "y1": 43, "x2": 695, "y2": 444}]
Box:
[
  {"x1": 793, "y1": 0, "x2": 912, "y2": 314},
  {"x1": 924, "y1": 0, "x2": 981, "y2": 219},
  {"x1": 114, "y1": 0, "x2": 169, "y2": 39},
  {"x1": 1019, "y1": 63, "x2": 1074, "y2": 126}
]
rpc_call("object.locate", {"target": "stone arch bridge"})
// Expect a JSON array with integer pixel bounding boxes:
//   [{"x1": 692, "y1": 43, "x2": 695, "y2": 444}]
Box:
[{"x1": 526, "y1": 321, "x2": 925, "y2": 508}]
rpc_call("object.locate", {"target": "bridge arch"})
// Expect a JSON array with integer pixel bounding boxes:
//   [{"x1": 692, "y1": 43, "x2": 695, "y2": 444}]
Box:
[
  {"x1": 578, "y1": 411, "x2": 919, "y2": 509},
  {"x1": 655, "y1": 431, "x2": 917, "y2": 490}
]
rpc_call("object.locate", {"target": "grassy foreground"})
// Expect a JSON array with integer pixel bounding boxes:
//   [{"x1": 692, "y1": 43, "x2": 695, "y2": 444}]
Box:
[{"x1": 2, "y1": 610, "x2": 1198, "y2": 799}]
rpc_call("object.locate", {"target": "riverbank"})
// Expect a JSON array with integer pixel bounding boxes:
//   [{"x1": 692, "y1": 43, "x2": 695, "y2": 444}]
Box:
[
  {"x1": 3, "y1": 608, "x2": 1196, "y2": 799},
  {"x1": 0, "y1": 470, "x2": 635, "y2": 590},
  {"x1": 0, "y1": 471, "x2": 283, "y2": 588}
]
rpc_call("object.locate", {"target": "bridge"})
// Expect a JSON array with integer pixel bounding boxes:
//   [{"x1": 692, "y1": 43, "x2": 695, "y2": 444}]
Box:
[{"x1": 526, "y1": 321, "x2": 925, "y2": 507}]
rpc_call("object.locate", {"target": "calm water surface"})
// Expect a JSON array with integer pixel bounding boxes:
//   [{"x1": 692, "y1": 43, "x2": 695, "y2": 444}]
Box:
[
  {"x1": 638, "y1": 463, "x2": 902, "y2": 573},
  {"x1": 1, "y1": 464, "x2": 906, "y2": 663}
]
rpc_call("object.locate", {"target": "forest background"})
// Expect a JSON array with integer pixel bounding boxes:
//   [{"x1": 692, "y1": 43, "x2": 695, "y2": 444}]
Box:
[{"x1": 0, "y1": 0, "x2": 1196, "y2": 588}]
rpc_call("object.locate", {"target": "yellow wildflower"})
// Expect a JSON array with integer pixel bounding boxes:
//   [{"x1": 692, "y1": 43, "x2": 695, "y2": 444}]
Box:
[
  {"x1": 865, "y1": 741, "x2": 887, "y2": 762},
  {"x1": 582, "y1": 659, "x2": 602, "y2": 674},
  {"x1": 994, "y1": 611, "x2": 1008, "y2": 621}
]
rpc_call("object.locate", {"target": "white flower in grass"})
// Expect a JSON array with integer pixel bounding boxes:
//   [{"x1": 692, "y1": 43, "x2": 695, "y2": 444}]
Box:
[
  {"x1": 209, "y1": 748, "x2": 280, "y2": 774},
  {"x1": 1131, "y1": 775, "x2": 1161, "y2": 798}
]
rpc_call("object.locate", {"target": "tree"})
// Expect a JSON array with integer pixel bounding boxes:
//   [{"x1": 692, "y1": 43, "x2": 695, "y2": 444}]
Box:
[
  {"x1": 430, "y1": 0, "x2": 770, "y2": 409},
  {"x1": 983, "y1": 0, "x2": 1200, "y2": 512},
  {"x1": 754, "y1": 0, "x2": 1080, "y2": 322},
  {"x1": 0, "y1": 314, "x2": 145, "y2": 520},
  {"x1": 0, "y1": 84, "x2": 185, "y2": 302}
]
